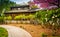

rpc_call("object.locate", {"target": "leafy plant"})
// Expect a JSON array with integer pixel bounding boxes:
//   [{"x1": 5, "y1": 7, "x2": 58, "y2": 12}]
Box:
[
  {"x1": 31, "y1": 4, "x2": 38, "y2": 9},
  {"x1": 5, "y1": 16, "x2": 12, "y2": 20},
  {"x1": 41, "y1": 32, "x2": 48, "y2": 37},
  {"x1": 0, "y1": 9, "x2": 5, "y2": 24},
  {"x1": 52, "y1": 36, "x2": 60, "y2": 37},
  {"x1": 0, "y1": 27, "x2": 8, "y2": 37},
  {"x1": 14, "y1": 14, "x2": 26, "y2": 20},
  {"x1": 28, "y1": 14, "x2": 35, "y2": 19},
  {"x1": 14, "y1": 14, "x2": 35, "y2": 20},
  {"x1": 0, "y1": 17, "x2": 4, "y2": 24},
  {"x1": 35, "y1": 8, "x2": 60, "y2": 29},
  {"x1": 0, "y1": 0, "x2": 16, "y2": 13}
]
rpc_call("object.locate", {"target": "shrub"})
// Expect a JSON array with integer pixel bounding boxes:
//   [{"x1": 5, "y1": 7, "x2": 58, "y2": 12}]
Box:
[
  {"x1": 0, "y1": 27, "x2": 8, "y2": 37},
  {"x1": 14, "y1": 15, "x2": 26, "y2": 20},
  {"x1": 35, "y1": 8, "x2": 60, "y2": 29},
  {"x1": 4, "y1": 16, "x2": 12, "y2": 20},
  {"x1": 14, "y1": 14, "x2": 35, "y2": 20},
  {"x1": 52, "y1": 36, "x2": 60, "y2": 37},
  {"x1": 28, "y1": 14, "x2": 35, "y2": 19},
  {"x1": 41, "y1": 32, "x2": 48, "y2": 37},
  {"x1": 31, "y1": 5, "x2": 38, "y2": 9},
  {"x1": 0, "y1": 16, "x2": 4, "y2": 23}
]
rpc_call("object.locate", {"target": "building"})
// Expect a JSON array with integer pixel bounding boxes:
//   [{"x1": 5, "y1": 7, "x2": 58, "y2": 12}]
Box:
[{"x1": 4, "y1": 5, "x2": 37, "y2": 20}]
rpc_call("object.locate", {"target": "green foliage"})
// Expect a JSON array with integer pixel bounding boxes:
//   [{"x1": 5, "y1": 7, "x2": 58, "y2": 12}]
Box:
[
  {"x1": 14, "y1": 14, "x2": 35, "y2": 20},
  {"x1": 31, "y1": 5, "x2": 38, "y2": 9},
  {"x1": 14, "y1": 15, "x2": 25, "y2": 20},
  {"x1": 0, "y1": 17, "x2": 4, "y2": 23},
  {"x1": 0, "y1": 9, "x2": 5, "y2": 24},
  {"x1": 0, "y1": 27, "x2": 8, "y2": 37},
  {"x1": 0, "y1": 0, "x2": 16, "y2": 12},
  {"x1": 35, "y1": 10, "x2": 47, "y2": 24},
  {"x1": 0, "y1": 0, "x2": 14, "y2": 23},
  {"x1": 5, "y1": 16, "x2": 12, "y2": 20},
  {"x1": 52, "y1": 36, "x2": 60, "y2": 37},
  {"x1": 41, "y1": 32, "x2": 47, "y2": 37},
  {"x1": 27, "y1": 14, "x2": 35, "y2": 19},
  {"x1": 35, "y1": 8, "x2": 60, "y2": 29}
]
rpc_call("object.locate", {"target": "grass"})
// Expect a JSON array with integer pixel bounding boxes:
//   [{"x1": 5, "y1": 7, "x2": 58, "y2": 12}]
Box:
[{"x1": 0, "y1": 27, "x2": 8, "y2": 37}]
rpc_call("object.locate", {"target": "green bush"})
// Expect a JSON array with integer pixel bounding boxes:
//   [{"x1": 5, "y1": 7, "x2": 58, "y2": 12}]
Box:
[
  {"x1": 0, "y1": 16, "x2": 4, "y2": 24},
  {"x1": 41, "y1": 32, "x2": 47, "y2": 37},
  {"x1": 0, "y1": 27, "x2": 8, "y2": 37},
  {"x1": 4, "y1": 16, "x2": 12, "y2": 20},
  {"x1": 14, "y1": 14, "x2": 35, "y2": 20},
  {"x1": 35, "y1": 10, "x2": 47, "y2": 24},
  {"x1": 35, "y1": 8, "x2": 60, "y2": 29},
  {"x1": 14, "y1": 15, "x2": 26, "y2": 20},
  {"x1": 27, "y1": 14, "x2": 35, "y2": 19},
  {"x1": 31, "y1": 5, "x2": 38, "y2": 9},
  {"x1": 52, "y1": 36, "x2": 60, "y2": 37}
]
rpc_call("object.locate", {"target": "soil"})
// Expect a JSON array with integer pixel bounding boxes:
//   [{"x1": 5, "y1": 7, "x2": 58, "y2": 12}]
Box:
[{"x1": 4, "y1": 24, "x2": 60, "y2": 37}]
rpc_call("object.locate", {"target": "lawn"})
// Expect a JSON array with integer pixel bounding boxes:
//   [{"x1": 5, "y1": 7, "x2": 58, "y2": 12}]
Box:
[{"x1": 0, "y1": 27, "x2": 8, "y2": 37}]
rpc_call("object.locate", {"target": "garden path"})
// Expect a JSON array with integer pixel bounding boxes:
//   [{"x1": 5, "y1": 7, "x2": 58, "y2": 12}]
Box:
[{"x1": 0, "y1": 25, "x2": 32, "y2": 37}]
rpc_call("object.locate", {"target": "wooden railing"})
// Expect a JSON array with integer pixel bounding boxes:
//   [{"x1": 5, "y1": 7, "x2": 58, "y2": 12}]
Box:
[{"x1": 4, "y1": 20, "x2": 39, "y2": 24}]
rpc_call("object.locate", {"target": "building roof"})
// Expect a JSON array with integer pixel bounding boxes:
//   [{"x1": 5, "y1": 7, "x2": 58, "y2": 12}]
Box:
[
  {"x1": 5, "y1": 9, "x2": 37, "y2": 14},
  {"x1": 11, "y1": 5, "x2": 29, "y2": 8}
]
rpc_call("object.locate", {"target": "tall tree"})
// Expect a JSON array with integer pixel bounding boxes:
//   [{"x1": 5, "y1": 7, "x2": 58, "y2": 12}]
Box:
[
  {"x1": 47, "y1": 0, "x2": 60, "y2": 7},
  {"x1": 33, "y1": 0, "x2": 60, "y2": 8},
  {"x1": 0, "y1": 0, "x2": 16, "y2": 13}
]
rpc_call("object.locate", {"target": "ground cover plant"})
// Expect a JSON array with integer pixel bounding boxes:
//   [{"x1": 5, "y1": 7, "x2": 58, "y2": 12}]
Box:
[{"x1": 0, "y1": 27, "x2": 8, "y2": 37}]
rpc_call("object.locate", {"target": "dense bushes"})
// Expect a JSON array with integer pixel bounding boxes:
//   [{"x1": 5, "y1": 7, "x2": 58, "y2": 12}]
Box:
[
  {"x1": 35, "y1": 8, "x2": 60, "y2": 29},
  {"x1": 4, "y1": 16, "x2": 12, "y2": 20},
  {"x1": 0, "y1": 16, "x2": 12, "y2": 24},
  {"x1": 14, "y1": 14, "x2": 35, "y2": 20},
  {"x1": 0, "y1": 16, "x2": 4, "y2": 24},
  {"x1": 14, "y1": 15, "x2": 26, "y2": 20},
  {"x1": 35, "y1": 8, "x2": 60, "y2": 36},
  {"x1": 0, "y1": 27, "x2": 8, "y2": 37},
  {"x1": 41, "y1": 32, "x2": 48, "y2": 37}
]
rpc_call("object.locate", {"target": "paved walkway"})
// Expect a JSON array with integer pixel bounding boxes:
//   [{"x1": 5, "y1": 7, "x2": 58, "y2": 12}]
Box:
[{"x1": 0, "y1": 25, "x2": 32, "y2": 37}]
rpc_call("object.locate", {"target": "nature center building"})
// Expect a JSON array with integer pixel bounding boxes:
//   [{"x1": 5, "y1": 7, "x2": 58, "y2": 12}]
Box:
[{"x1": 4, "y1": 5, "x2": 37, "y2": 20}]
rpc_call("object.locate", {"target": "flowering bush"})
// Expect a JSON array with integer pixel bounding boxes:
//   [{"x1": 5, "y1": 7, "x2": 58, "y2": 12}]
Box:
[{"x1": 35, "y1": 8, "x2": 60, "y2": 29}]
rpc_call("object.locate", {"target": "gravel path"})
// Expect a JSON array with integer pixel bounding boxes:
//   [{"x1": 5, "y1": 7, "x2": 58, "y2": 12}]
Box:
[{"x1": 0, "y1": 25, "x2": 32, "y2": 37}]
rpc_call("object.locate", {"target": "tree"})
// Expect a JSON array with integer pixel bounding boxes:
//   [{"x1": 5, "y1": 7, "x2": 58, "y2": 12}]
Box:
[
  {"x1": 33, "y1": 0, "x2": 60, "y2": 8},
  {"x1": 35, "y1": 8, "x2": 60, "y2": 29},
  {"x1": 0, "y1": 0, "x2": 16, "y2": 23},
  {"x1": 47, "y1": 0, "x2": 60, "y2": 8},
  {"x1": 28, "y1": 1, "x2": 38, "y2": 9},
  {"x1": 0, "y1": 0, "x2": 16, "y2": 13}
]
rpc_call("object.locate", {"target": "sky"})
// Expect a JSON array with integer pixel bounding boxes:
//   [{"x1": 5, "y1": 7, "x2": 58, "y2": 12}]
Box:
[{"x1": 10, "y1": 0, "x2": 31, "y2": 4}]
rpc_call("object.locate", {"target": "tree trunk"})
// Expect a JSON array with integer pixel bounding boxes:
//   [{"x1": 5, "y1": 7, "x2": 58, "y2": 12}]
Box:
[{"x1": 58, "y1": 0, "x2": 60, "y2": 8}]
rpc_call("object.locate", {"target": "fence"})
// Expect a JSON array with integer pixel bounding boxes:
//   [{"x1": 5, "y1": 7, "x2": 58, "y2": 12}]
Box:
[{"x1": 4, "y1": 20, "x2": 39, "y2": 24}]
